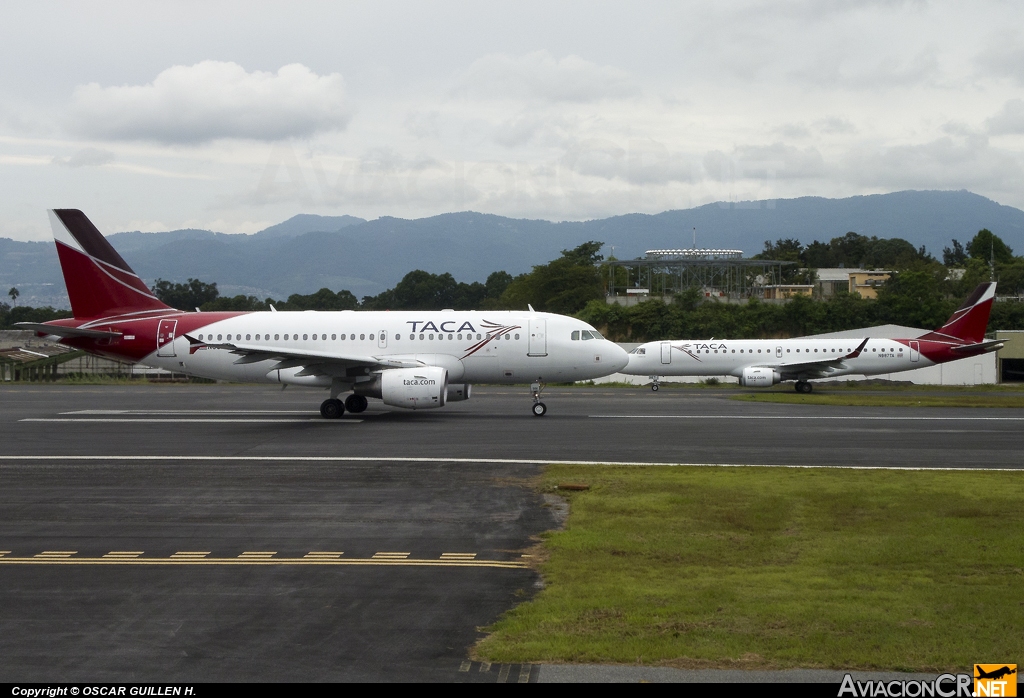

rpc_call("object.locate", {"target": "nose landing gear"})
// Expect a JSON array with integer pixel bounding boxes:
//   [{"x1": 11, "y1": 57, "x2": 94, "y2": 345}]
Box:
[
  {"x1": 649, "y1": 376, "x2": 661, "y2": 392},
  {"x1": 531, "y1": 380, "x2": 547, "y2": 417}
]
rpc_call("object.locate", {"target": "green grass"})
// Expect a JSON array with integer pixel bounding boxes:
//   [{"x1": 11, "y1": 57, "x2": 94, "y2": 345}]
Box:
[
  {"x1": 730, "y1": 393, "x2": 1024, "y2": 408},
  {"x1": 476, "y1": 465, "x2": 1024, "y2": 670}
]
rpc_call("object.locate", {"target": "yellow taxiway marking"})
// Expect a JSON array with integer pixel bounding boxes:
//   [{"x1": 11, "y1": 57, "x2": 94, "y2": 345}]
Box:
[
  {"x1": 440, "y1": 553, "x2": 477, "y2": 559},
  {"x1": 372, "y1": 552, "x2": 410, "y2": 559},
  {"x1": 103, "y1": 551, "x2": 143, "y2": 558},
  {"x1": 304, "y1": 552, "x2": 344, "y2": 558},
  {"x1": 238, "y1": 551, "x2": 276, "y2": 558},
  {"x1": 0, "y1": 556, "x2": 527, "y2": 569},
  {"x1": 35, "y1": 551, "x2": 77, "y2": 558}
]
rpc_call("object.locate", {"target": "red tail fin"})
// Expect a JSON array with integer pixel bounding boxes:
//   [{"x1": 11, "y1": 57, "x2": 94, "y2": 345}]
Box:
[
  {"x1": 920, "y1": 282, "x2": 996, "y2": 344},
  {"x1": 49, "y1": 209, "x2": 172, "y2": 319}
]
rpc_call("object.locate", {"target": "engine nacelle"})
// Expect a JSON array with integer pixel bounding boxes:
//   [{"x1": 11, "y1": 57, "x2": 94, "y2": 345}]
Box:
[
  {"x1": 362, "y1": 366, "x2": 448, "y2": 409},
  {"x1": 740, "y1": 366, "x2": 780, "y2": 387},
  {"x1": 447, "y1": 384, "x2": 471, "y2": 402}
]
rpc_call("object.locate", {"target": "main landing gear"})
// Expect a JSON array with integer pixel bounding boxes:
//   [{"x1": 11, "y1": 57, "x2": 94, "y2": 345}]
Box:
[
  {"x1": 531, "y1": 380, "x2": 547, "y2": 417},
  {"x1": 320, "y1": 398, "x2": 344, "y2": 419},
  {"x1": 345, "y1": 394, "x2": 368, "y2": 413},
  {"x1": 320, "y1": 394, "x2": 369, "y2": 419},
  {"x1": 795, "y1": 381, "x2": 813, "y2": 394}
]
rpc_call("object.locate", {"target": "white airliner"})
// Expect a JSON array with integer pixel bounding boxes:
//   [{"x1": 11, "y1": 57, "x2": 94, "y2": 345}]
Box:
[
  {"x1": 623, "y1": 282, "x2": 1002, "y2": 392},
  {"x1": 17, "y1": 209, "x2": 629, "y2": 417}
]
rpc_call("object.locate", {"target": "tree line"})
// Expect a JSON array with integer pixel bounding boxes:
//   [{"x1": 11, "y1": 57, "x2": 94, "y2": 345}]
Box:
[{"x1": 3, "y1": 230, "x2": 1023, "y2": 339}]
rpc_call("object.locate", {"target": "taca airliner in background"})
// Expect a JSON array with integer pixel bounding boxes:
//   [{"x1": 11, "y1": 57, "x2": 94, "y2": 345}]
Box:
[
  {"x1": 623, "y1": 282, "x2": 1002, "y2": 392},
  {"x1": 17, "y1": 209, "x2": 629, "y2": 417}
]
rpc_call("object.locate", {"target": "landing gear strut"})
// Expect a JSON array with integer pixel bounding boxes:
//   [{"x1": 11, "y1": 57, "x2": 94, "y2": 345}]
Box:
[
  {"x1": 320, "y1": 398, "x2": 344, "y2": 419},
  {"x1": 531, "y1": 380, "x2": 547, "y2": 417},
  {"x1": 795, "y1": 381, "x2": 813, "y2": 394},
  {"x1": 650, "y1": 376, "x2": 661, "y2": 392}
]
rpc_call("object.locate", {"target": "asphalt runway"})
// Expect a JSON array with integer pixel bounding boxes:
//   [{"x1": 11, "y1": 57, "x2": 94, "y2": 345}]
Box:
[{"x1": 1, "y1": 383, "x2": 1022, "y2": 682}]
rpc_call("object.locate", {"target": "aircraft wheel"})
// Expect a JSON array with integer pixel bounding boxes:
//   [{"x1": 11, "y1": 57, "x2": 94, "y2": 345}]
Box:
[
  {"x1": 796, "y1": 382, "x2": 813, "y2": 394},
  {"x1": 532, "y1": 402, "x2": 547, "y2": 417},
  {"x1": 345, "y1": 394, "x2": 369, "y2": 413},
  {"x1": 651, "y1": 383, "x2": 659, "y2": 392},
  {"x1": 320, "y1": 398, "x2": 344, "y2": 419}
]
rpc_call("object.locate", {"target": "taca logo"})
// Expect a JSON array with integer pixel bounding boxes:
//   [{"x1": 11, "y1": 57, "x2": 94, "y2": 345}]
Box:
[{"x1": 407, "y1": 321, "x2": 476, "y2": 333}]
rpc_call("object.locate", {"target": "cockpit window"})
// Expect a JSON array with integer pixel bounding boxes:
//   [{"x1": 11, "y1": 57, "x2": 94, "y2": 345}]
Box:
[
  {"x1": 630, "y1": 347, "x2": 646, "y2": 355},
  {"x1": 571, "y1": 330, "x2": 580, "y2": 341}
]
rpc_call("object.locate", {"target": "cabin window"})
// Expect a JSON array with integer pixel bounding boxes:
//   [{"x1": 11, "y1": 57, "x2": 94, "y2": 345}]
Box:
[
  {"x1": 457, "y1": 334, "x2": 463, "y2": 340},
  {"x1": 731, "y1": 349, "x2": 735, "y2": 353},
  {"x1": 359, "y1": 334, "x2": 365, "y2": 340},
  {"x1": 246, "y1": 334, "x2": 251, "y2": 340},
  {"x1": 419, "y1": 333, "x2": 424, "y2": 340},
  {"x1": 428, "y1": 334, "x2": 434, "y2": 340},
  {"x1": 274, "y1": 334, "x2": 279, "y2": 340},
  {"x1": 217, "y1": 334, "x2": 222, "y2": 340},
  {"x1": 515, "y1": 334, "x2": 520, "y2": 340},
  {"x1": 367, "y1": 334, "x2": 373, "y2": 340},
  {"x1": 814, "y1": 349, "x2": 818, "y2": 353},
  {"x1": 301, "y1": 334, "x2": 307, "y2": 340}
]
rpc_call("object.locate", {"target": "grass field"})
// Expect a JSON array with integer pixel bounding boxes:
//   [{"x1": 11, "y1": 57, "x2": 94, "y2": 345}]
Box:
[
  {"x1": 730, "y1": 392, "x2": 1024, "y2": 408},
  {"x1": 476, "y1": 465, "x2": 1024, "y2": 670}
]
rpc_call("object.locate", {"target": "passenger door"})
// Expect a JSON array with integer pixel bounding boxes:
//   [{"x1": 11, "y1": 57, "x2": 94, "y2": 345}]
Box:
[
  {"x1": 661, "y1": 342, "x2": 672, "y2": 364},
  {"x1": 528, "y1": 319, "x2": 547, "y2": 356},
  {"x1": 157, "y1": 319, "x2": 177, "y2": 357}
]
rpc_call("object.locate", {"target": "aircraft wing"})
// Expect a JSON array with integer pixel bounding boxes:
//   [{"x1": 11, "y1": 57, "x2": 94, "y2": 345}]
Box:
[
  {"x1": 752, "y1": 338, "x2": 869, "y2": 379},
  {"x1": 14, "y1": 322, "x2": 122, "y2": 340},
  {"x1": 184, "y1": 334, "x2": 424, "y2": 378}
]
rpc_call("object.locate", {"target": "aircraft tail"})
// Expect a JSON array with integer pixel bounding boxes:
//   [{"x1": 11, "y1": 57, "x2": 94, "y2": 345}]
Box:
[
  {"x1": 920, "y1": 282, "x2": 996, "y2": 344},
  {"x1": 48, "y1": 209, "x2": 172, "y2": 319}
]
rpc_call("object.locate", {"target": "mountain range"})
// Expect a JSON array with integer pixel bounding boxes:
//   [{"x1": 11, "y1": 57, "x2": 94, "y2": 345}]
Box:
[{"x1": 3, "y1": 190, "x2": 1023, "y2": 309}]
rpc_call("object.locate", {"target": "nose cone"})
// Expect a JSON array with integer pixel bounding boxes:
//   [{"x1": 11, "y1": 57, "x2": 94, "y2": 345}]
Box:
[{"x1": 606, "y1": 341, "x2": 630, "y2": 373}]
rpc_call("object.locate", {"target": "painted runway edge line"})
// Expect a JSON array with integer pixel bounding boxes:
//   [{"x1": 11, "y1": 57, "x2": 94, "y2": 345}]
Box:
[{"x1": 0, "y1": 455, "x2": 1020, "y2": 471}]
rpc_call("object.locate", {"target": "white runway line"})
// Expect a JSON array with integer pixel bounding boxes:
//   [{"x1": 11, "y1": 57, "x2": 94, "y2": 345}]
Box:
[
  {"x1": 0, "y1": 455, "x2": 1019, "y2": 471},
  {"x1": 21, "y1": 418, "x2": 360, "y2": 424},
  {"x1": 590, "y1": 415, "x2": 1024, "y2": 421}
]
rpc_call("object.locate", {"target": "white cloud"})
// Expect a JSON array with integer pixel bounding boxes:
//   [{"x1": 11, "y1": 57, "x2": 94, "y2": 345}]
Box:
[
  {"x1": 453, "y1": 50, "x2": 639, "y2": 103},
  {"x1": 841, "y1": 134, "x2": 1024, "y2": 191},
  {"x1": 704, "y1": 144, "x2": 826, "y2": 182},
  {"x1": 987, "y1": 99, "x2": 1024, "y2": 135},
  {"x1": 71, "y1": 61, "x2": 352, "y2": 144},
  {"x1": 52, "y1": 147, "x2": 115, "y2": 167}
]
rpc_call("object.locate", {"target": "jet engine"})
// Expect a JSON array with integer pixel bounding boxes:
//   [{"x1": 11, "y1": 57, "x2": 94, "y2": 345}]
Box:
[
  {"x1": 447, "y1": 384, "x2": 471, "y2": 402},
  {"x1": 354, "y1": 366, "x2": 448, "y2": 409},
  {"x1": 739, "y1": 366, "x2": 780, "y2": 387}
]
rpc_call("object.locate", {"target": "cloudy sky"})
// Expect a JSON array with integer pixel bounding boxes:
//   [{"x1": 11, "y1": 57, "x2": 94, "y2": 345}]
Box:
[{"x1": 1, "y1": 0, "x2": 1023, "y2": 241}]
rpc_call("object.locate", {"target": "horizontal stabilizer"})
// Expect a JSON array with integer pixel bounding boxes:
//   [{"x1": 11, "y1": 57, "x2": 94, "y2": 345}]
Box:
[
  {"x1": 950, "y1": 340, "x2": 1003, "y2": 354},
  {"x1": 13, "y1": 322, "x2": 122, "y2": 340}
]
